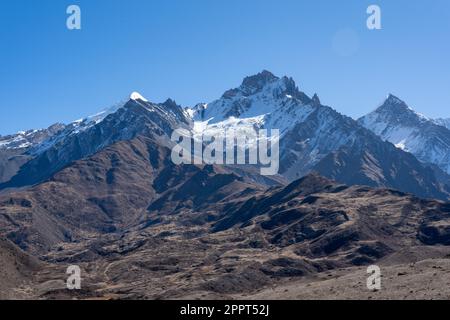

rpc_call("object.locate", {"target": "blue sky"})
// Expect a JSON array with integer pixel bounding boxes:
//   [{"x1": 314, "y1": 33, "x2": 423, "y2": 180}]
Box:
[{"x1": 1, "y1": 0, "x2": 449, "y2": 134}]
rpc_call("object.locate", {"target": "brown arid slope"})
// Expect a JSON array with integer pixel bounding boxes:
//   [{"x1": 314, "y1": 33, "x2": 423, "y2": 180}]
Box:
[
  {"x1": 239, "y1": 258, "x2": 450, "y2": 300},
  {"x1": 0, "y1": 135, "x2": 263, "y2": 256},
  {"x1": 2, "y1": 76, "x2": 450, "y2": 300},
  {"x1": 1, "y1": 135, "x2": 450, "y2": 299},
  {"x1": 0, "y1": 237, "x2": 41, "y2": 299}
]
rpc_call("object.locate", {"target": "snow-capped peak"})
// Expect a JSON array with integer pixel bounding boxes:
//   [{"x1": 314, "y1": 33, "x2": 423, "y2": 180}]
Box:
[
  {"x1": 376, "y1": 94, "x2": 413, "y2": 114},
  {"x1": 184, "y1": 71, "x2": 318, "y2": 145},
  {"x1": 385, "y1": 93, "x2": 405, "y2": 105},
  {"x1": 359, "y1": 95, "x2": 450, "y2": 174},
  {"x1": 187, "y1": 70, "x2": 314, "y2": 126},
  {"x1": 364, "y1": 94, "x2": 429, "y2": 124},
  {"x1": 130, "y1": 91, "x2": 148, "y2": 102}
]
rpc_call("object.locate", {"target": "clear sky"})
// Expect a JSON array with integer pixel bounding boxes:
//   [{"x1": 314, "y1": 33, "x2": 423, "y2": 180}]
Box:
[{"x1": 1, "y1": 0, "x2": 449, "y2": 135}]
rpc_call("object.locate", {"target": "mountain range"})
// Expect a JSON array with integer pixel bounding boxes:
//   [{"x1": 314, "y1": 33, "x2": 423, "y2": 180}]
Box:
[
  {"x1": 188, "y1": 71, "x2": 450, "y2": 200},
  {"x1": 2, "y1": 71, "x2": 449, "y2": 200},
  {"x1": 1, "y1": 70, "x2": 450, "y2": 299}
]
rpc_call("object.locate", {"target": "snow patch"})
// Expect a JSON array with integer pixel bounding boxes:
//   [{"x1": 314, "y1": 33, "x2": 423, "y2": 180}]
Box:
[
  {"x1": 395, "y1": 140, "x2": 407, "y2": 150},
  {"x1": 130, "y1": 91, "x2": 148, "y2": 102}
]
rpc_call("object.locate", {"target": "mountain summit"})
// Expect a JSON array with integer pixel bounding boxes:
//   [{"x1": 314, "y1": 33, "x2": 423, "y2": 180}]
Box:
[
  {"x1": 191, "y1": 70, "x2": 312, "y2": 124},
  {"x1": 241, "y1": 70, "x2": 279, "y2": 90},
  {"x1": 359, "y1": 95, "x2": 450, "y2": 175},
  {"x1": 362, "y1": 94, "x2": 428, "y2": 128},
  {"x1": 130, "y1": 91, "x2": 148, "y2": 102}
]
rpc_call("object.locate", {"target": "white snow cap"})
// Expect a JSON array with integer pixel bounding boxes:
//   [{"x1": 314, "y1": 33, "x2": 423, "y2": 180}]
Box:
[{"x1": 130, "y1": 91, "x2": 148, "y2": 102}]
